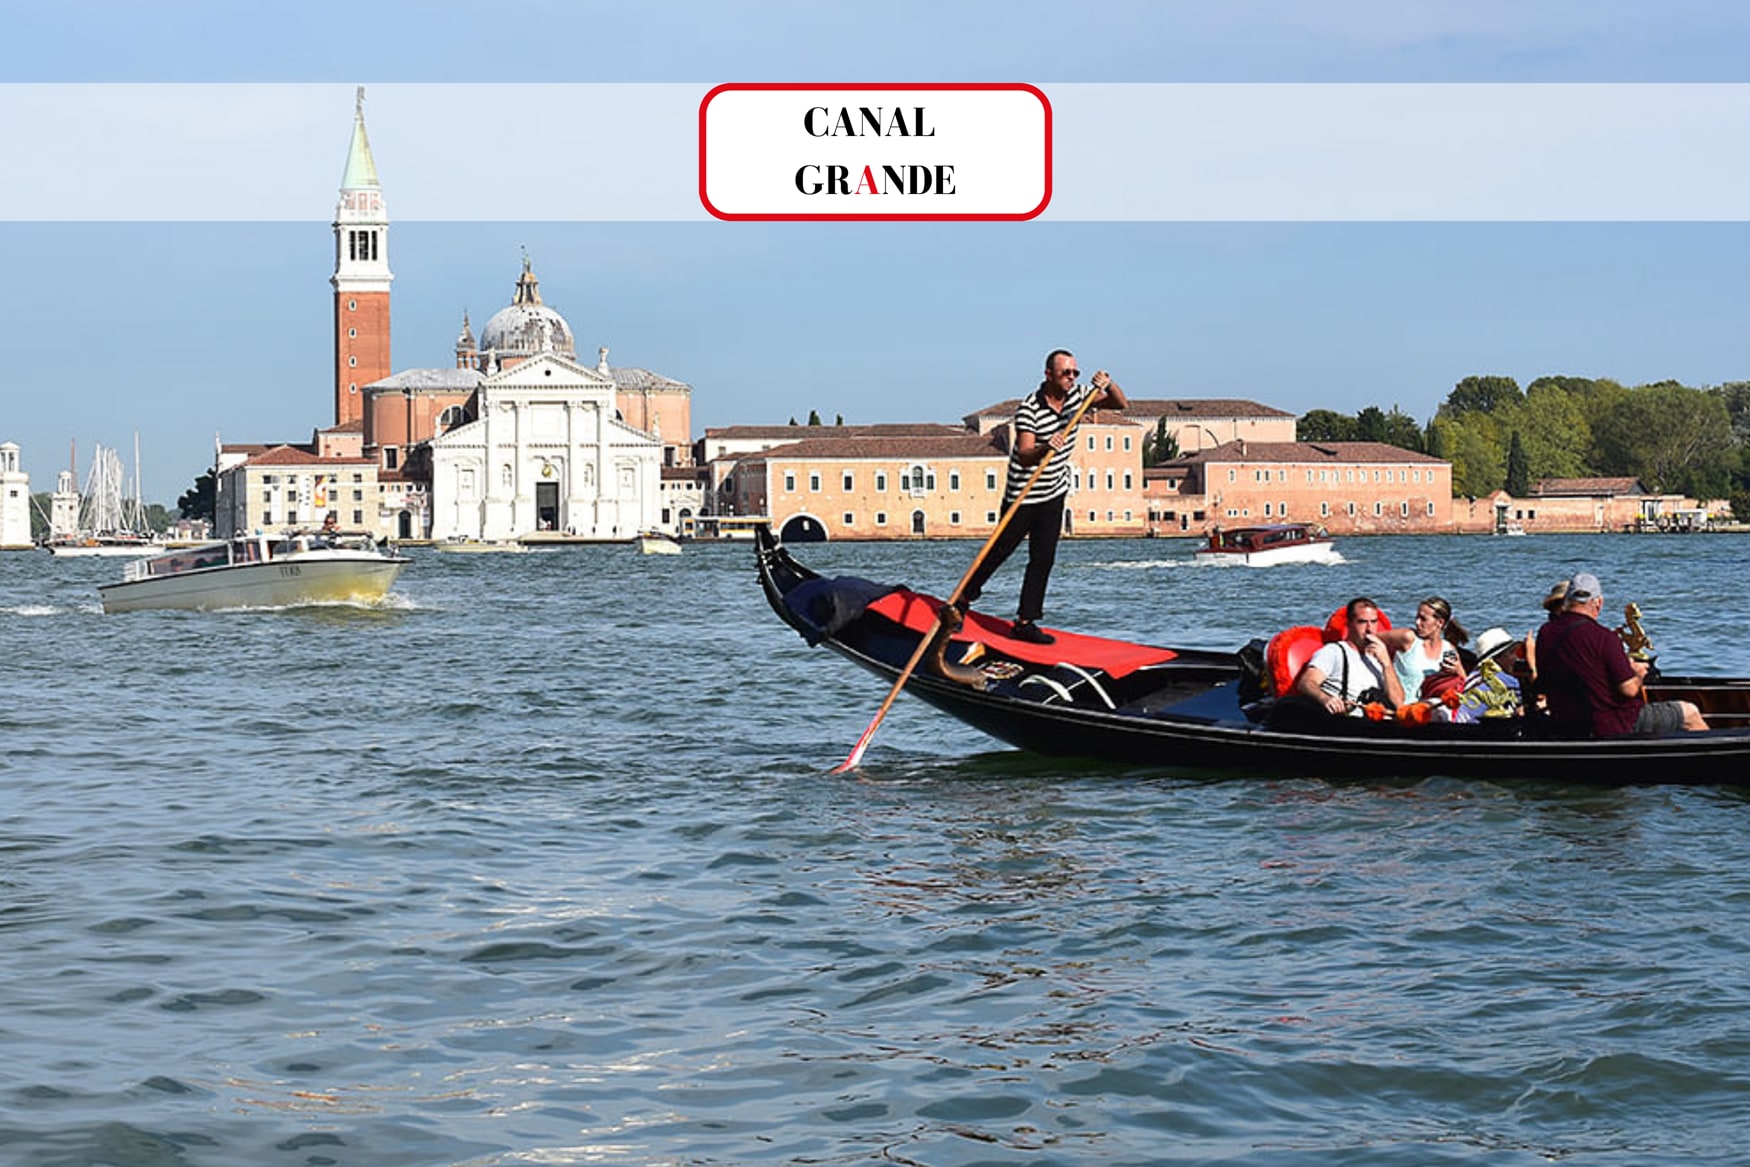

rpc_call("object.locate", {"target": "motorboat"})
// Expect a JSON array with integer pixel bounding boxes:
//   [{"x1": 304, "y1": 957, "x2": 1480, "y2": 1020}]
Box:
[
  {"x1": 755, "y1": 526, "x2": 1750, "y2": 782},
  {"x1": 99, "y1": 533, "x2": 410, "y2": 613},
  {"x1": 637, "y1": 530, "x2": 683, "y2": 556},
  {"x1": 1193, "y1": 522, "x2": 1338, "y2": 566},
  {"x1": 44, "y1": 533, "x2": 163, "y2": 558},
  {"x1": 433, "y1": 536, "x2": 529, "y2": 554}
]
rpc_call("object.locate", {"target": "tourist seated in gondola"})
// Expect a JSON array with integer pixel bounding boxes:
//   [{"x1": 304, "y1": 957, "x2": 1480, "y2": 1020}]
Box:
[
  {"x1": 1381, "y1": 595, "x2": 1469, "y2": 701},
  {"x1": 1289, "y1": 597, "x2": 1407, "y2": 718},
  {"x1": 1535, "y1": 571, "x2": 1706, "y2": 736}
]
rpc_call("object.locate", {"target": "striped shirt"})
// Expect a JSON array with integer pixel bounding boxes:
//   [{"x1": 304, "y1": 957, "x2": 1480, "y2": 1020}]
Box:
[{"x1": 1005, "y1": 382, "x2": 1094, "y2": 504}]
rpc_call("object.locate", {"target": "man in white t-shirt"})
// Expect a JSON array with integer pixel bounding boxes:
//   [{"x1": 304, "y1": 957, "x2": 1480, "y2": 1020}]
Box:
[{"x1": 1293, "y1": 597, "x2": 1407, "y2": 716}]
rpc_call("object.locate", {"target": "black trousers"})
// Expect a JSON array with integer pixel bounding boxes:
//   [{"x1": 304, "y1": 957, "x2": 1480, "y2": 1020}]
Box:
[{"x1": 960, "y1": 494, "x2": 1065, "y2": 623}]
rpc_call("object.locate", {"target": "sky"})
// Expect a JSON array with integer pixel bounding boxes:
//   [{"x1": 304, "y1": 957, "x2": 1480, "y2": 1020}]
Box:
[{"x1": 7, "y1": 1, "x2": 1750, "y2": 503}]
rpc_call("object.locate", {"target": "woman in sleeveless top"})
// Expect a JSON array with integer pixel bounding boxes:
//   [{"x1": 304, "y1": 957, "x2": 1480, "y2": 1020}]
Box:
[{"x1": 1386, "y1": 596, "x2": 1469, "y2": 699}]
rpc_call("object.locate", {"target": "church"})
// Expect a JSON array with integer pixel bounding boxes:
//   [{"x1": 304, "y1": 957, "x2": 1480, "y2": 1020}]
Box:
[{"x1": 216, "y1": 89, "x2": 696, "y2": 542}]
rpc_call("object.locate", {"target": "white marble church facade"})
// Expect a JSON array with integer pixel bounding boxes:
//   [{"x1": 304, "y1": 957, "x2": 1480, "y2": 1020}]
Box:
[{"x1": 426, "y1": 351, "x2": 662, "y2": 541}]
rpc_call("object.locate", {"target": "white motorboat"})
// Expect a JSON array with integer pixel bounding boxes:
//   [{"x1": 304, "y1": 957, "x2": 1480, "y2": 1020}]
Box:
[
  {"x1": 98, "y1": 533, "x2": 410, "y2": 614},
  {"x1": 1193, "y1": 523, "x2": 1340, "y2": 567},
  {"x1": 433, "y1": 536, "x2": 529, "y2": 554},
  {"x1": 637, "y1": 531, "x2": 682, "y2": 556},
  {"x1": 44, "y1": 534, "x2": 164, "y2": 558}
]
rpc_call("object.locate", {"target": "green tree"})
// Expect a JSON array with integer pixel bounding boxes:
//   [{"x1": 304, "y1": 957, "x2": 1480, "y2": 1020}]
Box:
[
  {"x1": 1355, "y1": 405, "x2": 1388, "y2": 442},
  {"x1": 1497, "y1": 381, "x2": 1591, "y2": 481},
  {"x1": 1143, "y1": 417, "x2": 1180, "y2": 467},
  {"x1": 1298, "y1": 409, "x2": 1358, "y2": 442},
  {"x1": 834, "y1": 414, "x2": 844, "y2": 426},
  {"x1": 1431, "y1": 413, "x2": 1505, "y2": 497},
  {"x1": 1715, "y1": 381, "x2": 1750, "y2": 444},
  {"x1": 1380, "y1": 406, "x2": 1425, "y2": 452},
  {"x1": 1505, "y1": 431, "x2": 1531, "y2": 496},
  {"x1": 1592, "y1": 383, "x2": 1734, "y2": 494},
  {"x1": 1444, "y1": 375, "x2": 1523, "y2": 418},
  {"x1": 806, "y1": 409, "x2": 822, "y2": 426},
  {"x1": 177, "y1": 470, "x2": 216, "y2": 522}
]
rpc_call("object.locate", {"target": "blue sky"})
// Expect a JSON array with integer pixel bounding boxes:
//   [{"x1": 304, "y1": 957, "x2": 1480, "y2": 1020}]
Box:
[{"x1": 7, "y1": 1, "x2": 1750, "y2": 502}]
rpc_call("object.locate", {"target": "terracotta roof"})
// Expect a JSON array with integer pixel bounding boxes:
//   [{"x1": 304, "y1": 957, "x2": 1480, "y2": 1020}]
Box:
[
  {"x1": 319, "y1": 420, "x2": 366, "y2": 434},
  {"x1": 742, "y1": 433, "x2": 1007, "y2": 462},
  {"x1": 242, "y1": 444, "x2": 375, "y2": 467},
  {"x1": 1529, "y1": 476, "x2": 1647, "y2": 497},
  {"x1": 1166, "y1": 440, "x2": 1446, "y2": 466},
  {"x1": 706, "y1": 423, "x2": 968, "y2": 440},
  {"x1": 966, "y1": 397, "x2": 1294, "y2": 421}
]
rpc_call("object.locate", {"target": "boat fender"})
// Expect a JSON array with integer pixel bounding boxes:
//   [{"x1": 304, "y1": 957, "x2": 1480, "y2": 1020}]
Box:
[
  {"x1": 1322, "y1": 606, "x2": 1393, "y2": 644},
  {"x1": 1264, "y1": 625, "x2": 1325, "y2": 697}
]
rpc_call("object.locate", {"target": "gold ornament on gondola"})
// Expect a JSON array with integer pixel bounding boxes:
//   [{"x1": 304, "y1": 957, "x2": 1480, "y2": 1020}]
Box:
[{"x1": 1617, "y1": 602, "x2": 1655, "y2": 662}]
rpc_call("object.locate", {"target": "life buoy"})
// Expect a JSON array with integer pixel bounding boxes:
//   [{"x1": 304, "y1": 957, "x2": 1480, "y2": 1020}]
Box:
[{"x1": 1264, "y1": 625, "x2": 1325, "y2": 697}]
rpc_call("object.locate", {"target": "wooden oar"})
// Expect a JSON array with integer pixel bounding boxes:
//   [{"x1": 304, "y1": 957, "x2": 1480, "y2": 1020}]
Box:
[{"x1": 831, "y1": 385, "x2": 1107, "y2": 772}]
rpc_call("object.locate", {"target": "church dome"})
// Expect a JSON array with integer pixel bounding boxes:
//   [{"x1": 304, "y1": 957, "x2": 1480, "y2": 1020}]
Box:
[{"x1": 478, "y1": 257, "x2": 576, "y2": 359}]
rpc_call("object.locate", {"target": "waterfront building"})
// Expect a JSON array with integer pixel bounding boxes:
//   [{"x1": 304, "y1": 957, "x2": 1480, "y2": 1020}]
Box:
[
  {"x1": 718, "y1": 419, "x2": 1150, "y2": 542},
  {"x1": 217, "y1": 89, "x2": 688, "y2": 542},
  {"x1": 1454, "y1": 478, "x2": 1703, "y2": 534},
  {"x1": 215, "y1": 441, "x2": 406, "y2": 539},
  {"x1": 0, "y1": 442, "x2": 30, "y2": 549},
  {"x1": 965, "y1": 396, "x2": 1296, "y2": 453},
  {"x1": 48, "y1": 467, "x2": 78, "y2": 541},
  {"x1": 1150, "y1": 440, "x2": 1453, "y2": 535}
]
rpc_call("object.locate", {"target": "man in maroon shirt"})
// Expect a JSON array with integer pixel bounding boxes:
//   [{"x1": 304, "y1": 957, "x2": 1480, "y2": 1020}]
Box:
[{"x1": 1534, "y1": 572, "x2": 1704, "y2": 737}]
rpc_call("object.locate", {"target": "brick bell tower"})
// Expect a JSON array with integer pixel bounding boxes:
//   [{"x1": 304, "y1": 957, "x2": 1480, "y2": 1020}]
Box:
[{"x1": 331, "y1": 85, "x2": 392, "y2": 428}]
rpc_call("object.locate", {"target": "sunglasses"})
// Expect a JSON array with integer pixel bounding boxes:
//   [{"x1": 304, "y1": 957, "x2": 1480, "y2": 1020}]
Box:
[{"x1": 1056, "y1": 367, "x2": 1080, "y2": 379}]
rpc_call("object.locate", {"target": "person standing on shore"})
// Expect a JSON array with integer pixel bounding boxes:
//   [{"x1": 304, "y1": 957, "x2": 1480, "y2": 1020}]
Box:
[{"x1": 957, "y1": 349, "x2": 1127, "y2": 644}]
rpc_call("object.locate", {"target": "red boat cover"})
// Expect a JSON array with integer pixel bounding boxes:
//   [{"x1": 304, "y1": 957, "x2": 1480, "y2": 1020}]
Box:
[{"x1": 865, "y1": 589, "x2": 1177, "y2": 679}]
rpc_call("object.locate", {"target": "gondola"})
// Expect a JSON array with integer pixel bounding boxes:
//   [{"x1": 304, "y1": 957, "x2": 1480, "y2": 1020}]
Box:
[{"x1": 755, "y1": 525, "x2": 1750, "y2": 782}]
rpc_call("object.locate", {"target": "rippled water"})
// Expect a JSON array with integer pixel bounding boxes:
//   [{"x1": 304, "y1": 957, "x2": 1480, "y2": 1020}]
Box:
[{"x1": 3, "y1": 534, "x2": 1748, "y2": 1165}]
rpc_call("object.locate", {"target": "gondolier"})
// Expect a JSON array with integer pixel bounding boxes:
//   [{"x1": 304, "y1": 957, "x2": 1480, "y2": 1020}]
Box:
[{"x1": 957, "y1": 348, "x2": 1126, "y2": 644}]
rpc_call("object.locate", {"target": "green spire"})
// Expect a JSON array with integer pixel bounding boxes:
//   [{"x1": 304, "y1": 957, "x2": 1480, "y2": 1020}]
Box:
[{"x1": 340, "y1": 85, "x2": 379, "y2": 190}]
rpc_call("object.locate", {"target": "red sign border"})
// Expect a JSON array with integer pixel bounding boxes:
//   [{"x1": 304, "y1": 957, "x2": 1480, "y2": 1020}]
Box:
[{"x1": 699, "y1": 82, "x2": 1052, "y2": 222}]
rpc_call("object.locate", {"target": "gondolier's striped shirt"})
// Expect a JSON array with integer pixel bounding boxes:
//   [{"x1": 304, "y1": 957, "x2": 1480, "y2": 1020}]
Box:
[{"x1": 1005, "y1": 382, "x2": 1095, "y2": 505}]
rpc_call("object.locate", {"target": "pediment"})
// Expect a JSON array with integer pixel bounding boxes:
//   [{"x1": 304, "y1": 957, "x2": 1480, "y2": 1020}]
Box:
[{"x1": 483, "y1": 350, "x2": 615, "y2": 392}]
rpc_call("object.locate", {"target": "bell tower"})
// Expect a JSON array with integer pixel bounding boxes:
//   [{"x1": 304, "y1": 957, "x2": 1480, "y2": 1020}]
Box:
[{"x1": 331, "y1": 85, "x2": 392, "y2": 428}]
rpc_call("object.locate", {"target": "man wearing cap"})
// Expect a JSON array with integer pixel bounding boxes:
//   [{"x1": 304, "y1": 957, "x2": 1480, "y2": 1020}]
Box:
[{"x1": 1533, "y1": 571, "x2": 1705, "y2": 736}]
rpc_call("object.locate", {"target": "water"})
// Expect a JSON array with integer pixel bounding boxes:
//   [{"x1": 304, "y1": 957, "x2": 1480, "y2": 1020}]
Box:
[{"x1": 2, "y1": 534, "x2": 1748, "y2": 1166}]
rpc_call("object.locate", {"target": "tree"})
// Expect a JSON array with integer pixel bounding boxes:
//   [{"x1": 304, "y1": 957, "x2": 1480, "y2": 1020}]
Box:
[
  {"x1": 1443, "y1": 374, "x2": 1523, "y2": 418},
  {"x1": 1298, "y1": 409, "x2": 1358, "y2": 442},
  {"x1": 807, "y1": 409, "x2": 822, "y2": 426},
  {"x1": 787, "y1": 416, "x2": 798, "y2": 426},
  {"x1": 177, "y1": 470, "x2": 216, "y2": 522},
  {"x1": 834, "y1": 414, "x2": 844, "y2": 426},
  {"x1": 1505, "y1": 431, "x2": 1531, "y2": 496},
  {"x1": 1715, "y1": 381, "x2": 1750, "y2": 444},
  {"x1": 1143, "y1": 417, "x2": 1179, "y2": 467},
  {"x1": 1431, "y1": 413, "x2": 1505, "y2": 497},
  {"x1": 1355, "y1": 405, "x2": 1389, "y2": 442},
  {"x1": 1592, "y1": 383, "x2": 1734, "y2": 495},
  {"x1": 1497, "y1": 381, "x2": 1591, "y2": 481}
]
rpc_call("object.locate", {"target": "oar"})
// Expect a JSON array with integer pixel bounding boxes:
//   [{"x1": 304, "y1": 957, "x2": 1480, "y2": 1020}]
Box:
[{"x1": 831, "y1": 385, "x2": 1107, "y2": 772}]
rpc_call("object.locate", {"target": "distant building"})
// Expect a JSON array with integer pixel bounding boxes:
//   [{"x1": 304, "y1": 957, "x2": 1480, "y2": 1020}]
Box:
[
  {"x1": 713, "y1": 412, "x2": 1150, "y2": 541},
  {"x1": 0, "y1": 442, "x2": 30, "y2": 549},
  {"x1": 1150, "y1": 440, "x2": 1453, "y2": 535},
  {"x1": 1455, "y1": 477, "x2": 1702, "y2": 534},
  {"x1": 964, "y1": 396, "x2": 1296, "y2": 453},
  {"x1": 219, "y1": 88, "x2": 691, "y2": 542}
]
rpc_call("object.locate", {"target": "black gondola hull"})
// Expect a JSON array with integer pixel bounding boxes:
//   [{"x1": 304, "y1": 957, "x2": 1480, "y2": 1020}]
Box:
[{"x1": 756, "y1": 526, "x2": 1750, "y2": 783}]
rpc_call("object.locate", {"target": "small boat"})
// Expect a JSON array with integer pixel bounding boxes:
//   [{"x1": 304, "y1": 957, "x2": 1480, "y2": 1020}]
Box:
[
  {"x1": 637, "y1": 530, "x2": 682, "y2": 556},
  {"x1": 755, "y1": 525, "x2": 1750, "y2": 782},
  {"x1": 99, "y1": 533, "x2": 410, "y2": 614},
  {"x1": 1499, "y1": 522, "x2": 1528, "y2": 537},
  {"x1": 44, "y1": 533, "x2": 163, "y2": 558},
  {"x1": 433, "y1": 536, "x2": 529, "y2": 554},
  {"x1": 45, "y1": 441, "x2": 163, "y2": 557},
  {"x1": 1193, "y1": 522, "x2": 1337, "y2": 566}
]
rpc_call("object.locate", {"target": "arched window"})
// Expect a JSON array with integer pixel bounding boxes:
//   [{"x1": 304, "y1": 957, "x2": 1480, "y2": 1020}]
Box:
[{"x1": 438, "y1": 405, "x2": 471, "y2": 432}]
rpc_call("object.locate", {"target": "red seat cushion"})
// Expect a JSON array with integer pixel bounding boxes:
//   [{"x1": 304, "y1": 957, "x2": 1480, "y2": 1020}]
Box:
[{"x1": 1265, "y1": 625, "x2": 1326, "y2": 697}]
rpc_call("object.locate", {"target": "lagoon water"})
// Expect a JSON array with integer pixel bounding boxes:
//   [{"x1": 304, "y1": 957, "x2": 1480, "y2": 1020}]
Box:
[{"x1": 3, "y1": 533, "x2": 1749, "y2": 1166}]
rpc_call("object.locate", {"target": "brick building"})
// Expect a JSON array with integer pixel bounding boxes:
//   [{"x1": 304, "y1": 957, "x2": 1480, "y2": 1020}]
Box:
[{"x1": 1149, "y1": 440, "x2": 1453, "y2": 536}]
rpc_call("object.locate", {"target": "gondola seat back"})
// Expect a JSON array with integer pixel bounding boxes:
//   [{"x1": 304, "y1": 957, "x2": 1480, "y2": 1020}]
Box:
[{"x1": 1265, "y1": 625, "x2": 1325, "y2": 697}]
